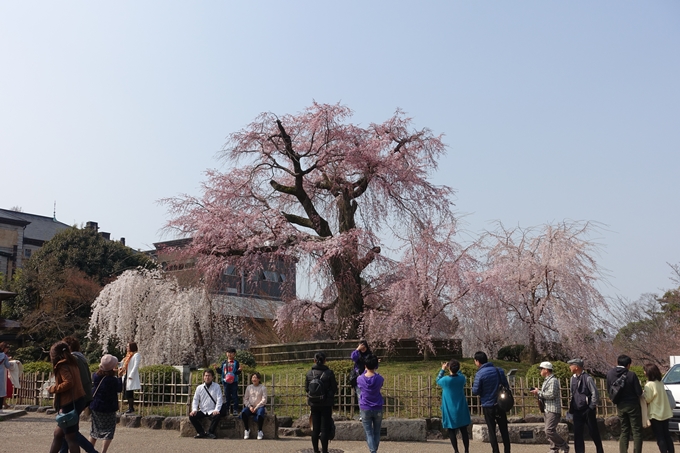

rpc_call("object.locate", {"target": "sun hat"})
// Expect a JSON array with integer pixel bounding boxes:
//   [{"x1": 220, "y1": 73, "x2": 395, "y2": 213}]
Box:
[
  {"x1": 100, "y1": 354, "x2": 118, "y2": 371},
  {"x1": 539, "y1": 361, "x2": 553, "y2": 370}
]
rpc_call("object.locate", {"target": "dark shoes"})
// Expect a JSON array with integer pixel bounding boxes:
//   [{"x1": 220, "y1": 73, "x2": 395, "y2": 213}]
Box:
[
  {"x1": 232, "y1": 411, "x2": 239, "y2": 417},
  {"x1": 124, "y1": 409, "x2": 134, "y2": 414},
  {"x1": 194, "y1": 433, "x2": 216, "y2": 439}
]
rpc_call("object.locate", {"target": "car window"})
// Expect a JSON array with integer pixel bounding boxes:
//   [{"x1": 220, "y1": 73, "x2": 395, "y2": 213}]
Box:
[{"x1": 663, "y1": 365, "x2": 680, "y2": 385}]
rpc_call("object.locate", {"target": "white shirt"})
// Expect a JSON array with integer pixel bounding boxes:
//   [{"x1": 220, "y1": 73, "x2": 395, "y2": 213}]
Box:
[{"x1": 192, "y1": 382, "x2": 223, "y2": 414}]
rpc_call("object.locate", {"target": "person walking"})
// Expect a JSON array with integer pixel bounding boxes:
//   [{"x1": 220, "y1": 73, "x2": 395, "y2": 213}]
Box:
[
  {"x1": 306, "y1": 352, "x2": 337, "y2": 453},
  {"x1": 119, "y1": 341, "x2": 141, "y2": 413},
  {"x1": 642, "y1": 363, "x2": 674, "y2": 453},
  {"x1": 48, "y1": 341, "x2": 86, "y2": 453},
  {"x1": 357, "y1": 354, "x2": 384, "y2": 453},
  {"x1": 61, "y1": 336, "x2": 98, "y2": 453},
  {"x1": 89, "y1": 354, "x2": 123, "y2": 453},
  {"x1": 530, "y1": 362, "x2": 569, "y2": 453},
  {"x1": 437, "y1": 358, "x2": 471, "y2": 453},
  {"x1": 606, "y1": 354, "x2": 643, "y2": 453},
  {"x1": 567, "y1": 358, "x2": 604, "y2": 453},
  {"x1": 472, "y1": 351, "x2": 511, "y2": 453}
]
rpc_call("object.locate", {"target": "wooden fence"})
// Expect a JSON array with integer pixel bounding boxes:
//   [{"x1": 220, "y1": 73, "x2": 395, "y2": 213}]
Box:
[{"x1": 8, "y1": 371, "x2": 619, "y2": 420}]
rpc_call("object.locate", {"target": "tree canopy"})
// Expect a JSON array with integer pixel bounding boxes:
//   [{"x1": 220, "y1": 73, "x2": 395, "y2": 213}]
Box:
[
  {"x1": 164, "y1": 102, "x2": 455, "y2": 339},
  {"x1": 8, "y1": 226, "x2": 154, "y2": 357}
]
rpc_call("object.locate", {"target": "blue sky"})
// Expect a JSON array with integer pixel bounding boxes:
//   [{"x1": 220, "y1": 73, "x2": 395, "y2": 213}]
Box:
[{"x1": 2, "y1": 2, "x2": 678, "y2": 303}]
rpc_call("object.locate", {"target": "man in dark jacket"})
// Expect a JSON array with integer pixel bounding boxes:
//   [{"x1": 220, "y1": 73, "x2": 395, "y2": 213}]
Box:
[
  {"x1": 568, "y1": 358, "x2": 604, "y2": 453},
  {"x1": 305, "y1": 352, "x2": 338, "y2": 453},
  {"x1": 606, "y1": 354, "x2": 643, "y2": 453},
  {"x1": 472, "y1": 351, "x2": 511, "y2": 453}
]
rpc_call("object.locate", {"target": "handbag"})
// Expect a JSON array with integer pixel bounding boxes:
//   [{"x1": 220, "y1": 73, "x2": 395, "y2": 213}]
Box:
[
  {"x1": 55, "y1": 383, "x2": 79, "y2": 429},
  {"x1": 665, "y1": 385, "x2": 676, "y2": 409}
]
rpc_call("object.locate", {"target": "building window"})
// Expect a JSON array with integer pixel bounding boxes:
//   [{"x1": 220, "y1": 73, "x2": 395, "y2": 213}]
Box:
[
  {"x1": 279, "y1": 273, "x2": 286, "y2": 282},
  {"x1": 263, "y1": 271, "x2": 278, "y2": 282},
  {"x1": 224, "y1": 265, "x2": 238, "y2": 276},
  {"x1": 24, "y1": 248, "x2": 32, "y2": 258}
]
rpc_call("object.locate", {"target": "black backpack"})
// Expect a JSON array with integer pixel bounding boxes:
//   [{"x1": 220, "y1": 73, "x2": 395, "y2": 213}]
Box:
[
  {"x1": 308, "y1": 370, "x2": 328, "y2": 402},
  {"x1": 608, "y1": 371, "x2": 627, "y2": 404}
]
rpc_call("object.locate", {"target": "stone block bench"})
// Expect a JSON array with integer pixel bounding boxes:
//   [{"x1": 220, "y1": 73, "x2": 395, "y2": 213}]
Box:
[
  {"x1": 335, "y1": 419, "x2": 427, "y2": 442},
  {"x1": 180, "y1": 414, "x2": 278, "y2": 439},
  {"x1": 472, "y1": 423, "x2": 568, "y2": 444}
]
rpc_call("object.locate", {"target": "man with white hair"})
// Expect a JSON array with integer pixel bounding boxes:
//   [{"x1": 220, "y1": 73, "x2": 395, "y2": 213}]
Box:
[{"x1": 531, "y1": 361, "x2": 569, "y2": 453}]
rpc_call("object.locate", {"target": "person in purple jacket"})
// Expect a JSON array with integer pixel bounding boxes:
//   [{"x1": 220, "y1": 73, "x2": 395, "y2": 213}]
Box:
[
  {"x1": 89, "y1": 354, "x2": 123, "y2": 453},
  {"x1": 357, "y1": 354, "x2": 384, "y2": 453}
]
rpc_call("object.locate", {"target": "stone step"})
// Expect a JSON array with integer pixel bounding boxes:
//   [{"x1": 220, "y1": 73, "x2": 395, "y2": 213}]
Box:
[{"x1": 472, "y1": 422, "x2": 569, "y2": 444}]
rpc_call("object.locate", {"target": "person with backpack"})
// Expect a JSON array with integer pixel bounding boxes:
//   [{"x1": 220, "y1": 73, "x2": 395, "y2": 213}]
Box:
[
  {"x1": 606, "y1": 354, "x2": 643, "y2": 453},
  {"x1": 472, "y1": 351, "x2": 511, "y2": 453},
  {"x1": 357, "y1": 354, "x2": 384, "y2": 453},
  {"x1": 567, "y1": 358, "x2": 604, "y2": 453},
  {"x1": 306, "y1": 352, "x2": 338, "y2": 453}
]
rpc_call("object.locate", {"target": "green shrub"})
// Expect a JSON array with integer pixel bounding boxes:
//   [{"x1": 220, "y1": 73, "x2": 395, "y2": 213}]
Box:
[
  {"x1": 89, "y1": 363, "x2": 100, "y2": 373},
  {"x1": 236, "y1": 350, "x2": 256, "y2": 368},
  {"x1": 459, "y1": 363, "x2": 478, "y2": 380},
  {"x1": 139, "y1": 365, "x2": 182, "y2": 403},
  {"x1": 326, "y1": 360, "x2": 354, "y2": 380},
  {"x1": 525, "y1": 361, "x2": 571, "y2": 382},
  {"x1": 497, "y1": 345, "x2": 526, "y2": 363},
  {"x1": 631, "y1": 365, "x2": 646, "y2": 385},
  {"x1": 23, "y1": 361, "x2": 53, "y2": 374},
  {"x1": 13, "y1": 345, "x2": 43, "y2": 363}
]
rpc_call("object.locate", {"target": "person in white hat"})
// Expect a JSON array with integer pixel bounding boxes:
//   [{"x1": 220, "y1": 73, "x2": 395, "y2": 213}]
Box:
[{"x1": 531, "y1": 362, "x2": 569, "y2": 453}]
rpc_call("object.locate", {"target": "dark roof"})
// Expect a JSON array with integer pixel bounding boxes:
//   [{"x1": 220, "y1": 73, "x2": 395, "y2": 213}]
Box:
[{"x1": 0, "y1": 208, "x2": 71, "y2": 243}]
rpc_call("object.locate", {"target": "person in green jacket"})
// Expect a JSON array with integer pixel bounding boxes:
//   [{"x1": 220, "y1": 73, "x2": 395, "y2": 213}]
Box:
[{"x1": 643, "y1": 364, "x2": 674, "y2": 453}]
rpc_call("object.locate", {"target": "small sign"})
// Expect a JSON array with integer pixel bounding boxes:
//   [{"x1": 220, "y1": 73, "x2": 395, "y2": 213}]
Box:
[{"x1": 519, "y1": 431, "x2": 534, "y2": 439}]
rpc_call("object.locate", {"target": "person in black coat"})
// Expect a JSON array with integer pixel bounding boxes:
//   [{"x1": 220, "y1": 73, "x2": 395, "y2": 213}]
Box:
[
  {"x1": 606, "y1": 354, "x2": 644, "y2": 453},
  {"x1": 305, "y1": 352, "x2": 337, "y2": 453},
  {"x1": 89, "y1": 354, "x2": 123, "y2": 453}
]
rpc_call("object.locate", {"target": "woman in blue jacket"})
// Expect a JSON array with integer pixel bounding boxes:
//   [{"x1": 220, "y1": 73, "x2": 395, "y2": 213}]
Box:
[
  {"x1": 437, "y1": 359, "x2": 471, "y2": 453},
  {"x1": 89, "y1": 354, "x2": 123, "y2": 453}
]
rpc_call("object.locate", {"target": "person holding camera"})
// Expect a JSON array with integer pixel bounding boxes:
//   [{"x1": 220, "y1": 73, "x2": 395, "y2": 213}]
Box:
[
  {"x1": 530, "y1": 362, "x2": 569, "y2": 453},
  {"x1": 438, "y1": 359, "x2": 471, "y2": 453}
]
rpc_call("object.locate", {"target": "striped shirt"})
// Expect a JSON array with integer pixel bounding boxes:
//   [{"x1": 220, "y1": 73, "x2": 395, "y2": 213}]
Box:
[{"x1": 539, "y1": 374, "x2": 562, "y2": 414}]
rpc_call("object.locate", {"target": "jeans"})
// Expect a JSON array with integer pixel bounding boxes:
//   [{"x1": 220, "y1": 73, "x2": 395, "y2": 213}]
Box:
[
  {"x1": 241, "y1": 406, "x2": 266, "y2": 432},
  {"x1": 361, "y1": 409, "x2": 383, "y2": 453},
  {"x1": 650, "y1": 418, "x2": 675, "y2": 453},
  {"x1": 573, "y1": 408, "x2": 604, "y2": 453},
  {"x1": 617, "y1": 401, "x2": 643, "y2": 453},
  {"x1": 483, "y1": 405, "x2": 511, "y2": 453},
  {"x1": 223, "y1": 382, "x2": 239, "y2": 413}
]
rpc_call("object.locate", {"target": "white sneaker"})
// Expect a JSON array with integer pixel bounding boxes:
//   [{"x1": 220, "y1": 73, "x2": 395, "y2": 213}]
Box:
[
  {"x1": 244, "y1": 429, "x2": 250, "y2": 439},
  {"x1": 257, "y1": 430, "x2": 264, "y2": 440}
]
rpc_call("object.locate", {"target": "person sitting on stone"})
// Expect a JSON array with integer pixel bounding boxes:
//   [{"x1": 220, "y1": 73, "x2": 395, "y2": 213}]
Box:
[{"x1": 189, "y1": 369, "x2": 223, "y2": 439}]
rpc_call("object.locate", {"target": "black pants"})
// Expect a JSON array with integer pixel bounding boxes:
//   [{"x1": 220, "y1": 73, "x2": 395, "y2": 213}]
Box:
[
  {"x1": 189, "y1": 411, "x2": 221, "y2": 435},
  {"x1": 449, "y1": 425, "x2": 470, "y2": 453},
  {"x1": 650, "y1": 418, "x2": 675, "y2": 453},
  {"x1": 483, "y1": 406, "x2": 510, "y2": 453},
  {"x1": 310, "y1": 405, "x2": 333, "y2": 453},
  {"x1": 573, "y1": 408, "x2": 604, "y2": 453}
]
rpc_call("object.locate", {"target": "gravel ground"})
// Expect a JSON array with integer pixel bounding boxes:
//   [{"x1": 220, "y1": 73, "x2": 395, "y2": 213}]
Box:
[{"x1": 2, "y1": 411, "x2": 665, "y2": 453}]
